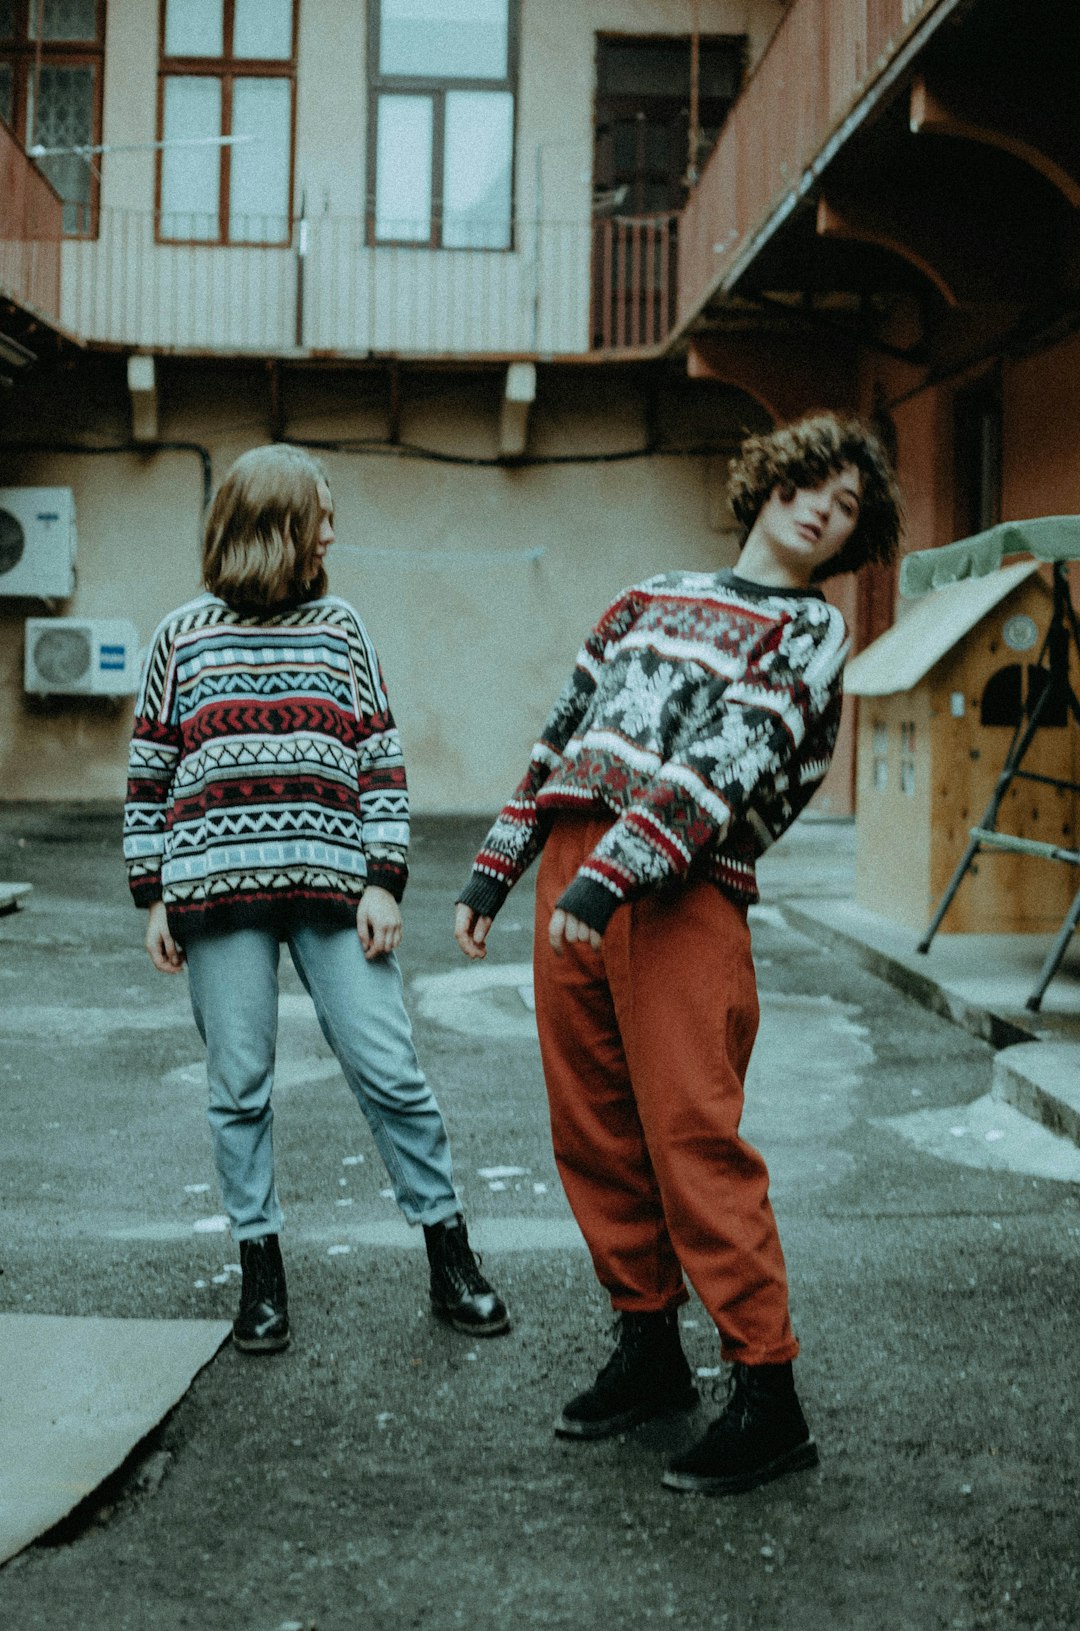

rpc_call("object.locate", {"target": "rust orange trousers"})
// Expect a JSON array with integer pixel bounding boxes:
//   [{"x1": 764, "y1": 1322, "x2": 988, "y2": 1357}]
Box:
[{"x1": 533, "y1": 815, "x2": 798, "y2": 1367}]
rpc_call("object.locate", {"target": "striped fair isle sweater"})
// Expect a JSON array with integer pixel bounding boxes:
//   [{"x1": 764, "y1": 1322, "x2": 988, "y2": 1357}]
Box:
[
  {"x1": 459, "y1": 570, "x2": 849, "y2": 933},
  {"x1": 124, "y1": 593, "x2": 409, "y2": 933}
]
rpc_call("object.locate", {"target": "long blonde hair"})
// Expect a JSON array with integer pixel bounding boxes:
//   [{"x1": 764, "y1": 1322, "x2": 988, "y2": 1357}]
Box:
[{"x1": 202, "y1": 444, "x2": 329, "y2": 613}]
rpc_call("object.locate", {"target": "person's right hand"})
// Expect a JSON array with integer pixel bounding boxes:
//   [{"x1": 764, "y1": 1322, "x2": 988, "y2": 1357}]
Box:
[
  {"x1": 454, "y1": 903, "x2": 492, "y2": 961},
  {"x1": 145, "y1": 901, "x2": 185, "y2": 973}
]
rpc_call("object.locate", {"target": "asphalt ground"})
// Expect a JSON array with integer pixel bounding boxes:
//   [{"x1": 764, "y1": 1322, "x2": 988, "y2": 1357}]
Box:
[{"x1": 1, "y1": 806, "x2": 1078, "y2": 1631}]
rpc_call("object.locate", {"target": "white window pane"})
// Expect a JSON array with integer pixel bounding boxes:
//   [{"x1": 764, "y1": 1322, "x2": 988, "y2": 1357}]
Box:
[
  {"x1": 230, "y1": 77, "x2": 291, "y2": 241},
  {"x1": 30, "y1": 0, "x2": 97, "y2": 41},
  {"x1": 161, "y1": 77, "x2": 221, "y2": 239},
  {"x1": 375, "y1": 95, "x2": 432, "y2": 242},
  {"x1": 164, "y1": 0, "x2": 224, "y2": 58},
  {"x1": 443, "y1": 91, "x2": 512, "y2": 249},
  {"x1": 380, "y1": 0, "x2": 508, "y2": 80},
  {"x1": 234, "y1": 0, "x2": 293, "y2": 59}
]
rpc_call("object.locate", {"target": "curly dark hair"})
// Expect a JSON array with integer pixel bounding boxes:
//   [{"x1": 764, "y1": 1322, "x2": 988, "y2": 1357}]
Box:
[{"x1": 728, "y1": 411, "x2": 903, "y2": 580}]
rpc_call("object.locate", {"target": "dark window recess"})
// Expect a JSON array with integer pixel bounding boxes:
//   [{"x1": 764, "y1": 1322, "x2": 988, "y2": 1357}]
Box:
[
  {"x1": 1025, "y1": 664, "x2": 1069, "y2": 728},
  {"x1": 954, "y1": 378, "x2": 1002, "y2": 541},
  {"x1": 980, "y1": 664, "x2": 1068, "y2": 728},
  {"x1": 981, "y1": 664, "x2": 1023, "y2": 727},
  {"x1": 593, "y1": 34, "x2": 744, "y2": 216}
]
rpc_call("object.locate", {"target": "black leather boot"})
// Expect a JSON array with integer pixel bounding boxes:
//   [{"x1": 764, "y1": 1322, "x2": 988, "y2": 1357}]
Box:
[
  {"x1": 556, "y1": 1309, "x2": 698, "y2": 1439},
  {"x1": 233, "y1": 1234, "x2": 290, "y2": 1354},
  {"x1": 662, "y1": 1360, "x2": 818, "y2": 1494},
  {"x1": 423, "y1": 1215, "x2": 510, "y2": 1336}
]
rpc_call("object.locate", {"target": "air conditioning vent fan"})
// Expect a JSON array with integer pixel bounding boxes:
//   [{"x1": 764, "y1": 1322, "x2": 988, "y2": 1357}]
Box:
[{"x1": 24, "y1": 618, "x2": 140, "y2": 696}]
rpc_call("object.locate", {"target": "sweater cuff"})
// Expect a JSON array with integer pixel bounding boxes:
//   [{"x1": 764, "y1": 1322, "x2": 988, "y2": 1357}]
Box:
[
  {"x1": 365, "y1": 861, "x2": 407, "y2": 902},
  {"x1": 130, "y1": 878, "x2": 162, "y2": 909},
  {"x1": 456, "y1": 870, "x2": 510, "y2": 921},
  {"x1": 556, "y1": 875, "x2": 624, "y2": 934}
]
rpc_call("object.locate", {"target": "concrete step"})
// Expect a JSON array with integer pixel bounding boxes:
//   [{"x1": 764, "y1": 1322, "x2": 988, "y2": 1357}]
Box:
[{"x1": 992, "y1": 1042, "x2": 1080, "y2": 1150}]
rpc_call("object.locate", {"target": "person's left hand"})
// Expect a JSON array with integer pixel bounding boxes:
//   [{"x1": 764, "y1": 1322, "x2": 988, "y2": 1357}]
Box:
[
  {"x1": 548, "y1": 908, "x2": 602, "y2": 957},
  {"x1": 357, "y1": 886, "x2": 403, "y2": 960}
]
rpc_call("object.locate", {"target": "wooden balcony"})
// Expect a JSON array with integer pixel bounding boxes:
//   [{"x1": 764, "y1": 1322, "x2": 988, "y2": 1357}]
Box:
[
  {"x1": 676, "y1": 0, "x2": 953, "y2": 336},
  {"x1": 0, "y1": 117, "x2": 63, "y2": 326}
]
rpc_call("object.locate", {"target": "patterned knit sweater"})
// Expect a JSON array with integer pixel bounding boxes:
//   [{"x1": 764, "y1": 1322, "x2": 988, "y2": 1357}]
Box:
[
  {"x1": 459, "y1": 570, "x2": 849, "y2": 933},
  {"x1": 124, "y1": 592, "x2": 409, "y2": 933}
]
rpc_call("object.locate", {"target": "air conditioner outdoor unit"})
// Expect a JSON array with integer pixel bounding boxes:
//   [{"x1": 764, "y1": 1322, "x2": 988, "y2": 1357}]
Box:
[
  {"x1": 24, "y1": 617, "x2": 140, "y2": 696},
  {"x1": 0, "y1": 487, "x2": 77, "y2": 597}
]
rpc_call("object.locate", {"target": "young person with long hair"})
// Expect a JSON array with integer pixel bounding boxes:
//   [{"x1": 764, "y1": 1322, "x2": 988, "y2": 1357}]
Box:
[
  {"x1": 454, "y1": 412, "x2": 902, "y2": 1493},
  {"x1": 125, "y1": 444, "x2": 508, "y2": 1352}
]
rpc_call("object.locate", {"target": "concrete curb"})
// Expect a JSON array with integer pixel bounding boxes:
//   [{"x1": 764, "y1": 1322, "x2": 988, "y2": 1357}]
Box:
[
  {"x1": 781, "y1": 900, "x2": 1080, "y2": 1154},
  {"x1": 993, "y1": 1043, "x2": 1080, "y2": 1148},
  {"x1": 781, "y1": 901, "x2": 1036, "y2": 1050}
]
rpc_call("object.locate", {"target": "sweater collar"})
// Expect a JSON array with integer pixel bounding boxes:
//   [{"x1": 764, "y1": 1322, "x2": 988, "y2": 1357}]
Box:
[{"x1": 718, "y1": 568, "x2": 826, "y2": 602}]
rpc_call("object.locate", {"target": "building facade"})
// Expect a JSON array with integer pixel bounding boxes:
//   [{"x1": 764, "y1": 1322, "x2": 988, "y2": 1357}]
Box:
[{"x1": 1, "y1": 0, "x2": 1078, "y2": 818}]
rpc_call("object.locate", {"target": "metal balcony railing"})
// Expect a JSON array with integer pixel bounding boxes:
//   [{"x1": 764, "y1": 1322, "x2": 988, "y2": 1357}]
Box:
[{"x1": 58, "y1": 208, "x2": 672, "y2": 359}]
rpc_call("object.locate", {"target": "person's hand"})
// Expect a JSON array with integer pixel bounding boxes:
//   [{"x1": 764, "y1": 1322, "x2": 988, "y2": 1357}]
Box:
[
  {"x1": 145, "y1": 901, "x2": 185, "y2": 973},
  {"x1": 357, "y1": 886, "x2": 403, "y2": 960},
  {"x1": 548, "y1": 908, "x2": 602, "y2": 957},
  {"x1": 454, "y1": 903, "x2": 492, "y2": 961}
]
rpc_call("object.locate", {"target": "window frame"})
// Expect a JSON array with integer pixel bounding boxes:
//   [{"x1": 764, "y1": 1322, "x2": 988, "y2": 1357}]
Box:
[
  {"x1": 365, "y1": 0, "x2": 520, "y2": 252},
  {"x1": 155, "y1": 0, "x2": 299, "y2": 249},
  {"x1": 0, "y1": 0, "x2": 106, "y2": 239}
]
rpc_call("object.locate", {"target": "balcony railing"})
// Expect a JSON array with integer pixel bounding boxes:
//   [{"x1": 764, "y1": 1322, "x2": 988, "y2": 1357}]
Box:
[
  {"x1": 0, "y1": 117, "x2": 63, "y2": 325},
  {"x1": 57, "y1": 208, "x2": 676, "y2": 359},
  {"x1": 590, "y1": 215, "x2": 678, "y2": 351},
  {"x1": 6, "y1": 0, "x2": 949, "y2": 363},
  {"x1": 677, "y1": 0, "x2": 949, "y2": 333}
]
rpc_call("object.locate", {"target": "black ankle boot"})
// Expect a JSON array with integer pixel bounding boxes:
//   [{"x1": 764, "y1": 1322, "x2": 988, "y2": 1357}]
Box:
[
  {"x1": 556, "y1": 1309, "x2": 698, "y2": 1440},
  {"x1": 423, "y1": 1216, "x2": 510, "y2": 1337},
  {"x1": 233, "y1": 1235, "x2": 290, "y2": 1354},
  {"x1": 662, "y1": 1360, "x2": 818, "y2": 1494}
]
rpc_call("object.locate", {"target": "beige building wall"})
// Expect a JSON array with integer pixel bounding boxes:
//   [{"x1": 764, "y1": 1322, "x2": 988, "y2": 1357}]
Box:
[
  {"x1": 0, "y1": 360, "x2": 761, "y2": 808},
  {"x1": 62, "y1": 0, "x2": 786, "y2": 353}
]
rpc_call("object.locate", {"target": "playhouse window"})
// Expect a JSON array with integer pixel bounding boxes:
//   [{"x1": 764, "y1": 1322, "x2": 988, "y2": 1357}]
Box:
[
  {"x1": 871, "y1": 721, "x2": 888, "y2": 791},
  {"x1": 899, "y1": 721, "x2": 916, "y2": 796}
]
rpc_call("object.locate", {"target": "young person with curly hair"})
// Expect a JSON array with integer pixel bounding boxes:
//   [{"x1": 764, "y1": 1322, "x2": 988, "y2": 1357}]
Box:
[
  {"x1": 125, "y1": 444, "x2": 509, "y2": 1353},
  {"x1": 454, "y1": 412, "x2": 901, "y2": 1494}
]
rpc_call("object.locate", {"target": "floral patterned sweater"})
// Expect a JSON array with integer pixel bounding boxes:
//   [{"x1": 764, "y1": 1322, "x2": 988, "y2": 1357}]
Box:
[{"x1": 458, "y1": 569, "x2": 849, "y2": 933}]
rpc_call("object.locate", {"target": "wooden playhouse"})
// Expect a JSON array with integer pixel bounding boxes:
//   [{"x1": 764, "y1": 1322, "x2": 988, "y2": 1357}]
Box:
[{"x1": 844, "y1": 559, "x2": 1080, "y2": 934}]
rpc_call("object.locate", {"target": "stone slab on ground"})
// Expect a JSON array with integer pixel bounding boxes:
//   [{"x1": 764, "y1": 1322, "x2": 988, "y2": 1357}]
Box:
[
  {"x1": 993, "y1": 1041, "x2": 1080, "y2": 1147},
  {"x1": 0, "y1": 1315, "x2": 231, "y2": 1563}
]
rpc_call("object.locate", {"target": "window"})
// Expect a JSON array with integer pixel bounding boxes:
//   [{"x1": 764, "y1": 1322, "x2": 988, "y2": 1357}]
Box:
[
  {"x1": 593, "y1": 35, "x2": 744, "y2": 215},
  {"x1": 367, "y1": 0, "x2": 518, "y2": 250},
  {"x1": 157, "y1": 0, "x2": 296, "y2": 245},
  {"x1": 0, "y1": 0, "x2": 105, "y2": 237}
]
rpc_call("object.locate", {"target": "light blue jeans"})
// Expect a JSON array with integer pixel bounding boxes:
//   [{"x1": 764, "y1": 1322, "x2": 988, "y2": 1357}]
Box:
[{"x1": 184, "y1": 920, "x2": 460, "y2": 1242}]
